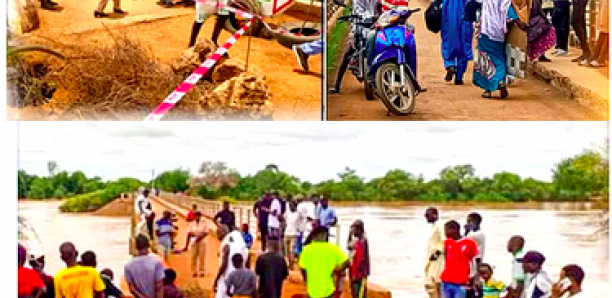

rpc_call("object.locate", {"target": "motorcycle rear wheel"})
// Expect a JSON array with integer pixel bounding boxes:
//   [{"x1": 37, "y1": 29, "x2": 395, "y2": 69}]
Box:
[{"x1": 375, "y1": 62, "x2": 416, "y2": 115}]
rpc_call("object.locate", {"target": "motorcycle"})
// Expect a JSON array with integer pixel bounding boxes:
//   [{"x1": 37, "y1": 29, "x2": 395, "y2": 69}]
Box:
[
  {"x1": 336, "y1": 2, "x2": 425, "y2": 115},
  {"x1": 335, "y1": 8, "x2": 378, "y2": 100}
]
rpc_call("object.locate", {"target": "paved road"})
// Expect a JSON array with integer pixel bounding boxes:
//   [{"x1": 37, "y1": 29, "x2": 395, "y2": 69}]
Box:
[{"x1": 327, "y1": 0, "x2": 607, "y2": 121}]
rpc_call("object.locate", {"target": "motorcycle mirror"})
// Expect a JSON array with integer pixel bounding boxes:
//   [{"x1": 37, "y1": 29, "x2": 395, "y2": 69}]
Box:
[{"x1": 333, "y1": 0, "x2": 347, "y2": 7}]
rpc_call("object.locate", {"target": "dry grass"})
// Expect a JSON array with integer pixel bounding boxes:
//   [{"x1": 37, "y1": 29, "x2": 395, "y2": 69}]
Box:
[
  {"x1": 182, "y1": 284, "x2": 211, "y2": 298},
  {"x1": 35, "y1": 29, "x2": 214, "y2": 120}
]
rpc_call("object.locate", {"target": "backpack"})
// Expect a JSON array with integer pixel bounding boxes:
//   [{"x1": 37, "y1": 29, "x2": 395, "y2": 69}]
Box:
[{"x1": 425, "y1": 0, "x2": 443, "y2": 33}]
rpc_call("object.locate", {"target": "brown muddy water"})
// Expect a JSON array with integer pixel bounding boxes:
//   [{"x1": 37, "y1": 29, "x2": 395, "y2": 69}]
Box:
[{"x1": 19, "y1": 201, "x2": 608, "y2": 297}]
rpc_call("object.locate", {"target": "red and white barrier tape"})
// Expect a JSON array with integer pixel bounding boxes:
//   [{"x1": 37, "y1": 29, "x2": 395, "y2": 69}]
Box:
[{"x1": 144, "y1": 2, "x2": 253, "y2": 121}]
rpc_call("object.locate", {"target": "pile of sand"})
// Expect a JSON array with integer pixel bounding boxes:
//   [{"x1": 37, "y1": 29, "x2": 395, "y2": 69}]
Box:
[{"x1": 92, "y1": 197, "x2": 133, "y2": 217}]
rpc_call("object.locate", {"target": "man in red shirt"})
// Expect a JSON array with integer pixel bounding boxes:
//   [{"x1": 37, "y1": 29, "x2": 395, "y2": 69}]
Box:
[
  {"x1": 18, "y1": 244, "x2": 46, "y2": 298},
  {"x1": 349, "y1": 220, "x2": 370, "y2": 298},
  {"x1": 440, "y1": 220, "x2": 479, "y2": 298},
  {"x1": 186, "y1": 204, "x2": 198, "y2": 222}
]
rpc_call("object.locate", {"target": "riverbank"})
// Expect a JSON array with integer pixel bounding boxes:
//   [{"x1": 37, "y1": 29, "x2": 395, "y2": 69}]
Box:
[{"x1": 19, "y1": 196, "x2": 607, "y2": 211}]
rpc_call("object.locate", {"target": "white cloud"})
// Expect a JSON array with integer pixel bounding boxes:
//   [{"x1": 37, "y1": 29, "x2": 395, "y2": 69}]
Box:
[{"x1": 17, "y1": 122, "x2": 608, "y2": 183}]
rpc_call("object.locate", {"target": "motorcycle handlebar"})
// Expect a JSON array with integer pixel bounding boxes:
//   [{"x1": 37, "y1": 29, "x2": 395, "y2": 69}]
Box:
[{"x1": 333, "y1": 0, "x2": 348, "y2": 6}]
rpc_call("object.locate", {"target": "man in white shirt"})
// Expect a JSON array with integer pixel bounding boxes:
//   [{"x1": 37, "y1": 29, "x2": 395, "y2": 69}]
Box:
[
  {"x1": 135, "y1": 188, "x2": 154, "y2": 239},
  {"x1": 465, "y1": 212, "x2": 486, "y2": 298},
  {"x1": 267, "y1": 196, "x2": 282, "y2": 243},
  {"x1": 424, "y1": 207, "x2": 445, "y2": 298},
  {"x1": 283, "y1": 201, "x2": 302, "y2": 268},
  {"x1": 297, "y1": 196, "x2": 316, "y2": 248},
  {"x1": 522, "y1": 251, "x2": 552, "y2": 298},
  {"x1": 213, "y1": 225, "x2": 249, "y2": 298}
]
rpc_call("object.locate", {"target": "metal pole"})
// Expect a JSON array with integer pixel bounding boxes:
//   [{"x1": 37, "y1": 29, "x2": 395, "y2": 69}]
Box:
[{"x1": 245, "y1": 32, "x2": 253, "y2": 72}]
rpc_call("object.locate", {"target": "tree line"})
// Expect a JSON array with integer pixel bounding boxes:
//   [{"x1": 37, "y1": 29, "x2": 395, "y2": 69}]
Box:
[
  {"x1": 18, "y1": 148, "x2": 608, "y2": 212},
  {"x1": 152, "y1": 149, "x2": 608, "y2": 203}
]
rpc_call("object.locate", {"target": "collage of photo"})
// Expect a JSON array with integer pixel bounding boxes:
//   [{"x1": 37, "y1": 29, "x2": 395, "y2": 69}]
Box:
[{"x1": 5, "y1": 0, "x2": 610, "y2": 298}]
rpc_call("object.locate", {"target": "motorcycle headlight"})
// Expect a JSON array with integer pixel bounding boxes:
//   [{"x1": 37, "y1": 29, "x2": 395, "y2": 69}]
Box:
[{"x1": 375, "y1": 13, "x2": 399, "y2": 28}]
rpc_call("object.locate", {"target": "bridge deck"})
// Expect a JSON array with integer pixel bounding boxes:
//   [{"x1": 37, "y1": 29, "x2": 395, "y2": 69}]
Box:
[{"x1": 122, "y1": 196, "x2": 392, "y2": 298}]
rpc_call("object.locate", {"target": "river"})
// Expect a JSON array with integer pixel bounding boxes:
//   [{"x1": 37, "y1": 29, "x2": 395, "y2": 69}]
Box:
[{"x1": 19, "y1": 201, "x2": 608, "y2": 297}]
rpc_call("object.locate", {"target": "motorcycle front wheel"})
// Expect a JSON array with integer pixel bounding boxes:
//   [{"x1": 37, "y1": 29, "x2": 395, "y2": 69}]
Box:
[{"x1": 375, "y1": 62, "x2": 416, "y2": 115}]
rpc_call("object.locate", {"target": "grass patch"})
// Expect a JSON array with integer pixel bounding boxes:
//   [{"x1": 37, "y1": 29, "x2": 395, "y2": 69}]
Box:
[{"x1": 326, "y1": 6, "x2": 351, "y2": 76}]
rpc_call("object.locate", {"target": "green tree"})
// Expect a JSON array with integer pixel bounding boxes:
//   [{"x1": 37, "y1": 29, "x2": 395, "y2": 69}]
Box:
[
  {"x1": 374, "y1": 169, "x2": 425, "y2": 200},
  {"x1": 153, "y1": 169, "x2": 190, "y2": 193},
  {"x1": 18, "y1": 170, "x2": 35, "y2": 198},
  {"x1": 439, "y1": 165, "x2": 476, "y2": 199},
  {"x1": 552, "y1": 150, "x2": 608, "y2": 200},
  {"x1": 27, "y1": 177, "x2": 54, "y2": 199}
]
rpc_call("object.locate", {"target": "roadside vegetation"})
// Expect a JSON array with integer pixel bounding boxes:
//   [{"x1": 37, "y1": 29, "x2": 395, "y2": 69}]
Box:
[{"x1": 326, "y1": 6, "x2": 350, "y2": 76}]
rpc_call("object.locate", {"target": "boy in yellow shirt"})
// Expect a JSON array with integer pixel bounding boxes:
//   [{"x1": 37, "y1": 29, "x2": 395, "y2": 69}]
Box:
[
  {"x1": 479, "y1": 263, "x2": 506, "y2": 298},
  {"x1": 54, "y1": 242, "x2": 105, "y2": 298}
]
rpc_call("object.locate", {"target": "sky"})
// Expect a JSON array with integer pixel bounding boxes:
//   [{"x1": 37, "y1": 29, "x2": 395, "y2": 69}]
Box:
[{"x1": 16, "y1": 122, "x2": 607, "y2": 183}]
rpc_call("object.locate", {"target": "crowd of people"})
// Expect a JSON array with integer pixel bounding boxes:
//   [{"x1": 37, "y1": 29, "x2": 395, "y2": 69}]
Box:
[
  {"x1": 18, "y1": 187, "x2": 589, "y2": 298},
  {"x1": 423, "y1": 207, "x2": 588, "y2": 298}
]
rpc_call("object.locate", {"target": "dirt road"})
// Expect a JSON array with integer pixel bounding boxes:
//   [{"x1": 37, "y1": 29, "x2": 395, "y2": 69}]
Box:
[
  {"x1": 326, "y1": 1, "x2": 607, "y2": 121},
  {"x1": 14, "y1": 0, "x2": 322, "y2": 120}
]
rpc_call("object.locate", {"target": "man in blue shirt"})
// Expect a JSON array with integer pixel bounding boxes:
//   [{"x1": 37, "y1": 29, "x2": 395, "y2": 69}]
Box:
[
  {"x1": 317, "y1": 198, "x2": 338, "y2": 228},
  {"x1": 155, "y1": 211, "x2": 175, "y2": 260}
]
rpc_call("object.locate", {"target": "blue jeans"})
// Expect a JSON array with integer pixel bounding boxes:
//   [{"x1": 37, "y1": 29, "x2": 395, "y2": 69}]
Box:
[
  {"x1": 441, "y1": 283, "x2": 467, "y2": 298},
  {"x1": 301, "y1": 39, "x2": 323, "y2": 55}
]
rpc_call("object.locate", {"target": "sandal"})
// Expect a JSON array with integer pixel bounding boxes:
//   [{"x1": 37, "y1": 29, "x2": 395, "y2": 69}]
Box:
[
  {"x1": 499, "y1": 82, "x2": 509, "y2": 99},
  {"x1": 481, "y1": 91, "x2": 492, "y2": 98}
]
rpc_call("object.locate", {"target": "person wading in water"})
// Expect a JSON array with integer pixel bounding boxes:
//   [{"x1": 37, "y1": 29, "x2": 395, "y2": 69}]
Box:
[{"x1": 424, "y1": 207, "x2": 445, "y2": 298}]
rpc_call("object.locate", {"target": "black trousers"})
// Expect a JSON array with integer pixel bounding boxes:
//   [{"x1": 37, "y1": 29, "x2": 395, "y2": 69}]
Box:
[
  {"x1": 259, "y1": 224, "x2": 268, "y2": 250},
  {"x1": 146, "y1": 214, "x2": 155, "y2": 240},
  {"x1": 332, "y1": 47, "x2": 356, "y2": 91},
  {"x1": 571, "y1": 0, "x2": 591, "y2": 57},
  {"x1": 552, "y1": 1, "x2": 571, "y2": 51}
]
